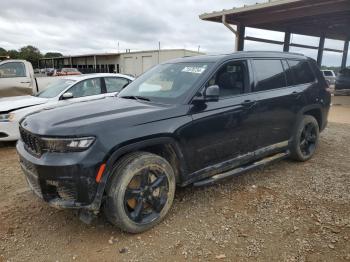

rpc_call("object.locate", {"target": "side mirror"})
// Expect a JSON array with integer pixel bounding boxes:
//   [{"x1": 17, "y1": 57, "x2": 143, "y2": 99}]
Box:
[
  {"x1": 205, "y1": 85, "x2": 219, "y2": 102},
  {"x1": 192, "y1": 85, "x2": 219, "y2": 104},
  {"x1": 61, "y1": 92, "x2": 74, "y2": 100}
]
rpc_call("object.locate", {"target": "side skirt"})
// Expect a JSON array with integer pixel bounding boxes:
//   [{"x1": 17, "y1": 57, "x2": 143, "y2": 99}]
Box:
[{"x1": 193, "y1": 151, "x2": 290, "y2": 187}]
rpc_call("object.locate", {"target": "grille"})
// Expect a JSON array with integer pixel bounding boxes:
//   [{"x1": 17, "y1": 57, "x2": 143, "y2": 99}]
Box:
[{"x1": 20, "y1": 127, "x2": 43, "y2": 156}]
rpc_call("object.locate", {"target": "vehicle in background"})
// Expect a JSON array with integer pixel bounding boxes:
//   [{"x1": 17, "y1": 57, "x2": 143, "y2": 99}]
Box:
[
  {"x1": 34, "y1": 69, "x2": 41, "y2": 74},
  {"x1": 46, "y1": 68, "x2": 55, "y2": 76},
  {"x1": 335, "y1": 68, "x2": 350, "y2": 95},
  {"x1": 0, "y1": 60, "x2": 38, "y2": 97},
  {"x1": 55, "y1": 68, "x2": 81, "y2": 76},
  {"x1": 17, "y1": 52, "x2": 331, "y2": 233},
  {"x1": 0, "y1": 73, "x2": 134, "y2": 141},
  {"x1": 321, "y1": 70, "x2": 336, "y2": 85}
]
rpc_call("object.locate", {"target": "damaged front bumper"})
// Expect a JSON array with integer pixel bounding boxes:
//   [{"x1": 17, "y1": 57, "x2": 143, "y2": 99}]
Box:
[{"x1": 16, "y1": 140, "x2": 105, "y2": 212}]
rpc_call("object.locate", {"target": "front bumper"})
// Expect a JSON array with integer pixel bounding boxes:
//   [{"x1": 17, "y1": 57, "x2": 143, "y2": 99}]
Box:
[
  {"x1": 0, "y1": 121, "x2": 20, "y2": 141},
  {"x1": 17, "y1": 140, "x2": 105, "y2": 211}
]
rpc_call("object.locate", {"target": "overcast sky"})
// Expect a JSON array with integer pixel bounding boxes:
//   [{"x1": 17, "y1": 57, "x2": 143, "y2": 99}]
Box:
[{"x1": 0, "y1": 0, "x2": 348, "y2": 66}]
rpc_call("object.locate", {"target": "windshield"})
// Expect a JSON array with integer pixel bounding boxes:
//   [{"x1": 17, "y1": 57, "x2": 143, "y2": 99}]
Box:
[
  {"x1": 118, "y1": 62, "x2": 212, "y2": 103},
  {"x1": 36, "y1": 79, "x2": 76, "y2": 98}
]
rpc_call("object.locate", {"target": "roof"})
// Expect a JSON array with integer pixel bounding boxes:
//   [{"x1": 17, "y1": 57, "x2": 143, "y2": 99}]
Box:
[
  {"x1": 62, "y1": 73, "x2": 135, "y2": 81},
  {"x1": 166, "y1": 51, "x2": 307, "y2": 64},
  {"x1": 200, "y1": 0, "x2": 350, "y2": 41},
  {"x1": 40, "y1": 49, "x2": 204, "y2": 60}
]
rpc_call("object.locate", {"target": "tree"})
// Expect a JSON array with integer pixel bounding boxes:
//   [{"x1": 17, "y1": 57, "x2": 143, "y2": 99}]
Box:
[
  {"x1": 44, "y1": 52, "x2": 63, "y2": 58},
  {"x1": 7, "y1": 50, "x2": 20, "y2": 59},
  {"x1": 19, "y1": 45, "x2": 43, "y2": 67},
  {"x1": 0, "y1": 47, "x2": 7, "y2": 56}
]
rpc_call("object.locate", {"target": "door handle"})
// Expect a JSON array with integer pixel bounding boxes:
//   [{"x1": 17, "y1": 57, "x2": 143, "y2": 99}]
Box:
[{"x1": 20, "y1": 81, "x2": 31, "y2": 84}]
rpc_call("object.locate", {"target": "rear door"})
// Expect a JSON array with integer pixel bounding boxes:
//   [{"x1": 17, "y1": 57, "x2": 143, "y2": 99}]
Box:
[
  {"x1": 250, "y1": 59, "x2": 302, "y2": 149},
  {"x1": 0, "y1": 61, "x2": 32, "y2": 97}
]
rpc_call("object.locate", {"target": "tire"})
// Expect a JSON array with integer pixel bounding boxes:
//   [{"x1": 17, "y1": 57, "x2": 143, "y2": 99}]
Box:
[
  {"x1": 290, "y1": 115, "x2": 320, "y2": 162},
  {"x1": 104, "y1": 152, "x2": 176, "y2": 233}
]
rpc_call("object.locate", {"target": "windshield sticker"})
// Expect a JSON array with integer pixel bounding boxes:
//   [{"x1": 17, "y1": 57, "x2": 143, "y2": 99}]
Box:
[{"x1": 182, "y1": 66, "x2": 207, "y2": 74}]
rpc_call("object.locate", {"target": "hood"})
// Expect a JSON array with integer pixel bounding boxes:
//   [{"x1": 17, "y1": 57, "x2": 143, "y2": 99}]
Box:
[
  {"x1": 0, "y1": 95, "x2": 48, "y2": 113},
  {"x1": 21, "y1": 97, "x2": 186, "y2": 136}
]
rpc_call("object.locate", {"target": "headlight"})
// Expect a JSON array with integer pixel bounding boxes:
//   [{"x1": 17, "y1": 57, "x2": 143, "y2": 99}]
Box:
[
  {"x1": 0, "y1": 113, "x2": 14, "y2": 122},
  {"x1": 42, "y1": 137, "x2": 95, "y2": 153}
]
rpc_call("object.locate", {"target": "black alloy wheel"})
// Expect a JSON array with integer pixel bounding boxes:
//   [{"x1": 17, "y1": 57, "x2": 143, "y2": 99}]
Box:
[
  {"x1": 299, "y1": 123, "x2": 318, "y2": 158},
  {"x1": 124, "y1": 167, "x2": 169, "y2": 224}
]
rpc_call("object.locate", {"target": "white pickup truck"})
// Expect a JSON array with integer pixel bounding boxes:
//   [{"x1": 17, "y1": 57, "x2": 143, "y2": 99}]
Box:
[{"x1": 0, "y1": 59, "x2": 39, "y2": 97}]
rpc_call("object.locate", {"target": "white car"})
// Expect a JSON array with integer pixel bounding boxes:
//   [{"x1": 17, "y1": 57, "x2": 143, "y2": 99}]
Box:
[
  {"x1": 321, "y1": 70, "x2": 336, "y2": 86},
  {"x1": 0, "y1": 73, "x2": 134, "y2": 141}
]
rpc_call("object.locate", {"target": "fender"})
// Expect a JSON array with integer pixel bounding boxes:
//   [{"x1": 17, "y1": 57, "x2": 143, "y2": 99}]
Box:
[
  {"x1": 293, "y1": 103, "x2": 324, "y2": 134},
  {"x1": 89, "y1": 136, "x2": 188, "y2": 211}
]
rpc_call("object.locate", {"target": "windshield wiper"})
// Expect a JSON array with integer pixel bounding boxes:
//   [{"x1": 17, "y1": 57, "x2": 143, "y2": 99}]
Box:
[{"x1": 120, "y1": 95, "x2": 150, "y2": 101}]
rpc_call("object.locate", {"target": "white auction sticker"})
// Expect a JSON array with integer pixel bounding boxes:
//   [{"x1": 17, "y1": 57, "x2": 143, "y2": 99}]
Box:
[{"x1": 182, "y1": 65, "x2": 207, "y2": 74}]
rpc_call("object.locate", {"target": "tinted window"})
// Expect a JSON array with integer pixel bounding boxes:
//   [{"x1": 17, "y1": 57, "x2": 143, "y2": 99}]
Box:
[
  {"x1": 0, "y1": 62, "x2": 26, "y2": 78},
  {"x1": 67, "y1": 78, "x2": 102, "y2": 98},
  {"x1": 253, "y1": 60, "x2": 287, "y2": 91},
  {"x1": 288, "y1": 60, "x2": 315, "y2": 85},
  {"x1": 105, "y1": 77, "x2": 129, "y2": 93},
  {"x1": 207, "y1": 61, "x2": 247, "y2": 98}
]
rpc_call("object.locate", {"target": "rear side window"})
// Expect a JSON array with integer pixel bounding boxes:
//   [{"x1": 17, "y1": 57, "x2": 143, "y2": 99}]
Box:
[
  {"x1": 252, "y1": 59, "x2": 287, "y2": 92},
  {"x1": 287, "y1": 60, "x2": 316, "y2": 85},
  {"x1": 105, "y1": 77, "x2": 130, "y2": 93}
]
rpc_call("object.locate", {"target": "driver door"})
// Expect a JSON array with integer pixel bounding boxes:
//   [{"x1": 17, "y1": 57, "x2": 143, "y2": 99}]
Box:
[{"x1": 183, "y1": 60, "x2": 260, "y2": 173}]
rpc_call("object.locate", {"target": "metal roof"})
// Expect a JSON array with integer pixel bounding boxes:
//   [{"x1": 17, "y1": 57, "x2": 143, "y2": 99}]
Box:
[{"x1": 200, "y1": 0, "x2": 350, "y2": 41}]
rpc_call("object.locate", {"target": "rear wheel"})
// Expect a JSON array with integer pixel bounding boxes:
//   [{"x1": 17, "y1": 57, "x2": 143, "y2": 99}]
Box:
[
  {"x1": 290, "y1": 115, "x2": 319, "y2": 162},
  {"x1": 104, "y1": 152, "x2": 176, "y2": 233}
]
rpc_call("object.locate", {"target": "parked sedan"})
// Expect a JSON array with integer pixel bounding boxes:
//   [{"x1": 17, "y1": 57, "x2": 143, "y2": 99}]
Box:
[
  {"x1": 335, "y1": 68, "x2": 350, "y2": 95},
  {"x1": 0, "y1": 73, "x2": 134, "y2": 141},
  {"x1": 55, "y1": 68, "x2": 82, "y2": 76}
]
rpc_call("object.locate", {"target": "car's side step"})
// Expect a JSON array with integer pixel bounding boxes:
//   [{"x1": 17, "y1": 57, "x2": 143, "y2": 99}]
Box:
[{"x1": 193, "y1": 151, "x2": 290, "y2": 187}]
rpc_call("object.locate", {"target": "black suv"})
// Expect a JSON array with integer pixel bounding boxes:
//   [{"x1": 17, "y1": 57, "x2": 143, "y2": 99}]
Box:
[{"x1": 17, "y1": 52, "x2": 331, "y2": 233}]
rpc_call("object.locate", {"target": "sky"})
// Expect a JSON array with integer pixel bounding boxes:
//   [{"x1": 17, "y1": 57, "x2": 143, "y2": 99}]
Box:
[{"x1": 0, "y1": 0, "x2": 348, "y2": 66}]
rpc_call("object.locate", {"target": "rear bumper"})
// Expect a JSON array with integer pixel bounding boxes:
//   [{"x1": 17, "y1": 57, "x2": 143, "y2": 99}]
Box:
[
  {"x1": 16, "y1": 140, "x2": 105, "y2": 211},
  {"x1": 0, "y1": 122, "x2": 20, "y2": 141}
]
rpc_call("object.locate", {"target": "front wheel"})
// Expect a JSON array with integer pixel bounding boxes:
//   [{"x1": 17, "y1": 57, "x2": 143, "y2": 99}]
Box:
[
  {"x1": 104, "y1": 152, "x2": 176, "y2": 233},
  {"x1": 290, "y1": 115, "x2": 320, "y2": 162}
]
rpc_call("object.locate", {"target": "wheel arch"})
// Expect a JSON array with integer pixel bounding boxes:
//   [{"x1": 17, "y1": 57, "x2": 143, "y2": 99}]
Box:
[
  {"x1": 93, "y1": 136, "x2": 188, "y2": 206},
  {"x1": 300, "y1": 105, "x2": 323, "y2": 131}
]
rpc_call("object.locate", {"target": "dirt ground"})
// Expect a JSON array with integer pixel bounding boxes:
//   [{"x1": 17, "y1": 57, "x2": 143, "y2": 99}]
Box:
[{"x1": 0, "y1": 108, "x2": 350, "y2": 261}]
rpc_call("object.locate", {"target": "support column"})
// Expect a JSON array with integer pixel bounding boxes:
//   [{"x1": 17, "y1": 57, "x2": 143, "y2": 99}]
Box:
[
  {"x1": 341, "y1": 39, "x2": 349, "y2": 69},
  {"x1": 236, "y1": 24, "x2": 245, "y2": 51},
  {"x1": 317, "y1": 35, "x2": 325, "y2": 67},
  {"x1": 283, "y1": 31, "x2": 291, "y2": 52}
]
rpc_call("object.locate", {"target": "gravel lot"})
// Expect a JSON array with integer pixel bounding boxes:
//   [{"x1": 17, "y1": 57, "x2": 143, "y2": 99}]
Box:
[{"x1": 0, "y1": 110, "x2": 349, "y2": 261}]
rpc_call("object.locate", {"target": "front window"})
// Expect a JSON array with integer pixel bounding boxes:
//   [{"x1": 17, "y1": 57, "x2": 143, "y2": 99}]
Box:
[
  {"x1": 118, "y1": 62, "x2": 212, "y2": 103},
  {"x1": 67, "y1": 78, "x2": 102, "y2": 98},
  {"x1": 36, "y1": 79, "x2": 76, "y2": 98}
]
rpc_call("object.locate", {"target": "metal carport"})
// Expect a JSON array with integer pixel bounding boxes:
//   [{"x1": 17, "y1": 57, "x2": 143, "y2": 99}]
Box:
[{"x1": 199, "y1": 0, "x2": 350, "y2": 68}]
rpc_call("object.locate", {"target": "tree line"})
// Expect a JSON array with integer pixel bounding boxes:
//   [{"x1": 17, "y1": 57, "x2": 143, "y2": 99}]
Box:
[{"x1": 0, "y1": 45, "x2": 63, "y2": 68}]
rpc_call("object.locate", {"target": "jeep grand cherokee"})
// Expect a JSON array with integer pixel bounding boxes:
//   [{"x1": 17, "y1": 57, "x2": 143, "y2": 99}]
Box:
[{"x1": 17, "y1": 52, "x2": 331, "y2": 233}]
